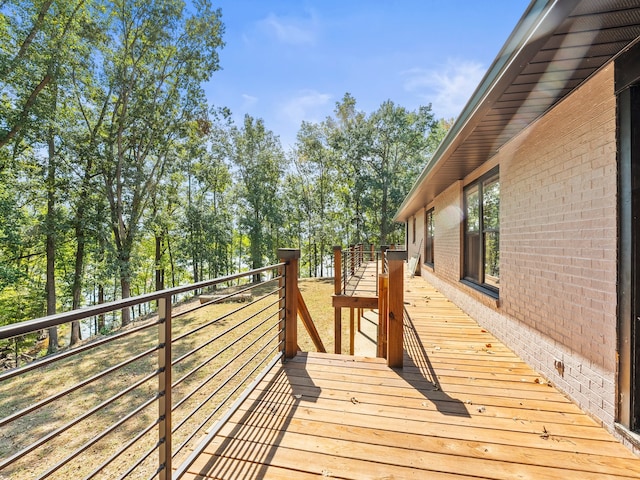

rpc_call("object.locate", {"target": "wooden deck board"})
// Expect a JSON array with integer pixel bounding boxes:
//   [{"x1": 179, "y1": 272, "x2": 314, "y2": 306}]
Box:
[{"x1": 180, "y1": 274, "x2": 640, "y2": 479}]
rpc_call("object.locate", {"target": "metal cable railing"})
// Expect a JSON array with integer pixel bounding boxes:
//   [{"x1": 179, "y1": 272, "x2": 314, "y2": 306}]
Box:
[
  {"x1": 338, "y1": 244, "x2": 381, "y2": 296},
  {"x1": 0, "y1": 262, "x2": 289, "y2": 480}
]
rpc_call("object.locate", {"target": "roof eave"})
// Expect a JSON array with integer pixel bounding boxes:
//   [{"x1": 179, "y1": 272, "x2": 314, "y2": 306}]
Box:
[{"x1": 394, "y1": 0, "x2": 581, "y2": 222}]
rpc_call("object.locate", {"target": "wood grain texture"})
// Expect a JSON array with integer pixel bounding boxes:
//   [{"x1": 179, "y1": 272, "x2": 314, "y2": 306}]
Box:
[{"x1": 179, "y1": 272, "x2": 640, "y2": 479}]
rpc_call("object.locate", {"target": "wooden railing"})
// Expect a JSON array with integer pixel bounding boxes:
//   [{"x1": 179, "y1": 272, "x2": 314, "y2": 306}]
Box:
[
  {"x1": 334, "y1": 243, "x2": 378, "y2": 295},
  {"x1": 0, "y1": 248, "x2": 317, "y2": 480},
  {"x1": 332, "y1": 245, "x2": 406, "y2": 367}
]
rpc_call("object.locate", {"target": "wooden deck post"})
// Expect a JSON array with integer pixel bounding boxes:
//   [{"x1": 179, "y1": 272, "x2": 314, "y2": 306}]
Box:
[
  {"x1": 157, "y1": 294, "x2": 172, "y2": 479},
  {"x1": 278, "y1": 249, "x2": 299, "y2": 359},
  {"x1": 349, "y1": 307, "x2": 355, "y2": 355},
  {"x1": 377, "y1": 273, "x2": 388, "y2": 358},
  {"x1": 387, "y1": 250, "x2": 406, "y2": 368},
  {"x1": 333, "y1": 246, "x2": 342, "y2": 354}
]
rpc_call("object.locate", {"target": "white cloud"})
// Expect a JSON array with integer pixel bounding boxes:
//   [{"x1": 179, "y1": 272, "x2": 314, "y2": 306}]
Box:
[
  {"x1": 403, "y1": 60, "x2": 487, "y2": 119},
  {"x1": 241, "y1": 93, "x2": 258, "y2": 108},
  {"x1": 279, "y1": 89, "x2": 332, "y2": 124},
  {"x1": 258, "y1": 12, "x2": 319, "y2": 46},
  {"x1": 276, "y1": 90, "x2": 332, "y2": 148}
]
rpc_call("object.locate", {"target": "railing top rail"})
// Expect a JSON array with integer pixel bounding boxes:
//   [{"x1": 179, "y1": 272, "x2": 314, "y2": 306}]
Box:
[{"x1": 0, "y1": 262, "x2": 285, "y2": 341}]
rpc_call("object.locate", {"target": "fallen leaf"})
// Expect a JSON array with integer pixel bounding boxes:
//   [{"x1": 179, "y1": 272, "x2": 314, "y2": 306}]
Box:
[
  {"x1": 477, "y1": 406, "x2": 486, "y2": 413},
  {"x1": 540, "y1": 426, "x2": 549, "y2": 439},
  {"x1": 534, "y1": 378, "x2": 540, "y2": 384},
  {"x1": 485, "y1": 343, "x2": 492, "y2": 348},
  {"x1": 350, "y1": 397, "x2": 359, "y2": 404},
  {"x1": 481, "y1": 329, "x2": 487, "y2": 333},
  {"x1": 293, "y1": 394, "x2": 303, "y2": 399}
]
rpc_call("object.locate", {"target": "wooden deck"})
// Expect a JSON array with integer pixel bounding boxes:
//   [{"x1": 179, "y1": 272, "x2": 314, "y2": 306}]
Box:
[
  {"x1": 181, "y1": 275, "x2": 640, "y2": 479},
  {"x1": 343, "y1": 260, "x2": 379, "y2": 297}
]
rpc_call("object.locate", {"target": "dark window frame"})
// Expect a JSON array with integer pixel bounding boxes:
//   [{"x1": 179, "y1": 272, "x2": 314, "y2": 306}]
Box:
[
  {"x1": 462, "y1": 167, "x2": 499, "y2": 296},
  {"x1": 412, "y1": 216, "x2": 416, "y2": 244},
  {"x1": 424, "y1": 208, "x2": 434, "y2": 267},
  {"x1": 616, "y1": 42, "x2": 640, "y2": 434}
]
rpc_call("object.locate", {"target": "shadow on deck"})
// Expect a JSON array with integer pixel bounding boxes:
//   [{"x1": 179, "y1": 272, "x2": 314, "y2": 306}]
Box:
[{"x1": 180, "y1": 275, "x2": 640, "y2": 479}]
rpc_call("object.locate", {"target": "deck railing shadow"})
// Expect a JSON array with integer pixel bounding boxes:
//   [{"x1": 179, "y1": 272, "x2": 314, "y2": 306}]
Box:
[
  {"x1": 401, "y1": 306, "x2": 471, "y2": 418},
  {"x1": 188, "y1": 357, "x2": 320, "y2": 479}
]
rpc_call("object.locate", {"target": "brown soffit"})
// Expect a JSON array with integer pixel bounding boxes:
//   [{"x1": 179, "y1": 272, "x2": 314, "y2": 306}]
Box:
[{"x1": 395, "y1": 0, "x2": 640, "y2": 222}]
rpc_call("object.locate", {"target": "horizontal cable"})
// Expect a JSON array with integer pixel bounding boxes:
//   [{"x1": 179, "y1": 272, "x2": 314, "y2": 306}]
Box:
[
  {"x1": 172, "y1": 349, "x2": 283, "y2": 478},
  {"x1": 0, "y1": 264, "x2": 285, "y2": 340},
  {"x1": 171, "y1": 319, "x2": 281, "y2": 433},
  {"x1": 84, "y1": 416, "x2": 160, "y2": 480},
  {"x1": 0, "y1": 319, "x2": 159, "y2": 383},
  {"x1": 37, "y1": 393, "x2": 161, "y2": 479},
  {"x1": 174, "y1": 275, "x2": 283, "y2": 319},
  {"x1": 0, "y1": 344, "x2": 159, "y2": 428},
  {"x1": 172, "y1": 333, "x2": 283, "y2": 457},
  {"x1": 172, "y1": 295, "x2": 282, "y2": 387},
  {"x1": 172, "y1": 284, "x2": 282, "y2": 345},
  {"x1": 0, "y1": 369, "x2": 159, "y2": 472},
  {"x1": 172, "y1": 308, "x2": 282, "y2": 413}
]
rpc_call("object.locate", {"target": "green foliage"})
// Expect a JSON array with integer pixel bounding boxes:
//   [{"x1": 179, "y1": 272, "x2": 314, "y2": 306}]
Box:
[
  {"x1": 0, "y1": 0, "x2": 454, "y2": 344},
  {"x1": 227, "y1": 115, "x2": 285, "y2": 272},
  {"x1": 287, "y1": 93, "x2": 447, "y2": 271}
]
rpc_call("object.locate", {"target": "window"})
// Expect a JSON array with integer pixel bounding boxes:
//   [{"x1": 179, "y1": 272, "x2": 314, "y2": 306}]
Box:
[
  {"x1": 463, "y1": 168, "x2": 499, "y2": 293},
  {"x1": 617, "y1": 55, "x2": 640, "y2": 431},
  {"x1": 425, "y1": 208, "x2": 434, "y2": 266},
  {"x1": 412, "y1": 216, "x2": 416, "y2": 244}
]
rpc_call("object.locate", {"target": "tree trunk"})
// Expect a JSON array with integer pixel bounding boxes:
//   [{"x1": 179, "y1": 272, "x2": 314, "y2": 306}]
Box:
[
  {"x1": 70, "y1": 206, "x2": 85, "y2": 346},
  {"x1": 251, "y1": 230, "x2": 261, "y2": 283},
  {"x1": 155, "y1": 233, "x2": 164, "y2": 291},
  {"x1": 167, "y1": 235, "x2": 176, "y2": 287},
  {"x1": 120, "y1": 275, "x2": 131, "y2": 327},
  {"x1": 46, "y1": 124, "x2": 58, "y2": 354},
  {"x1": 70, "y1": 154, "x2": 95, "y2": 345},
  {"x1": 97, "y1": 284, "x2": 105, "y2": 332},
  {"x1": 119, "y1": 246, "x2": 132, "y2": 327}
]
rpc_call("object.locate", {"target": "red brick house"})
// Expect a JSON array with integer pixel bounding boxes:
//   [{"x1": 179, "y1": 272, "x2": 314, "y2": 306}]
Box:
[{"x1": 395, "y1": 0, "x2": 640, "y2": 452}]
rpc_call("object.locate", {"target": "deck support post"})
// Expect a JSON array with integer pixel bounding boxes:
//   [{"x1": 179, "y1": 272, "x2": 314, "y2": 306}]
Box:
[
  {"x1": 278, "y1": 249, "x2": 299, "y2": 359},
  {"x1": 387, "y1": 250, "x2": 406, "y2": 368},
  {"x1": 157, "y1": 294, "x2": 172, "y2": 480},
  {"x1": 349, "y1": 308, "x2": 355, "y2": 355},
  {"x1": 333, "y1": 246, "x2": 342, "y2": 354},
  {"x1": 377, "y1": 273, "x2": 389, "y2": 358}
]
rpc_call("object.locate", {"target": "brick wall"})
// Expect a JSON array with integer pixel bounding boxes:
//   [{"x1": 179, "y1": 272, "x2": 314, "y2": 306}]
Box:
[
  {"x1": 500, "y1": 64, "x2": 617, "y2": 429},
  {"x1": 432, "y1": 181, "x2": 462, "y2": 285},
  {"x1": 420, "y1": 65, "x2": 623, "y2": 444}
]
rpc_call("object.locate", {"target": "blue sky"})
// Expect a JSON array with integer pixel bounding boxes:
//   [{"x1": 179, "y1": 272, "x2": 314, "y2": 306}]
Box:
[{"x1": 204, "y1": 1, "x2": 531, "y2": 150}]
